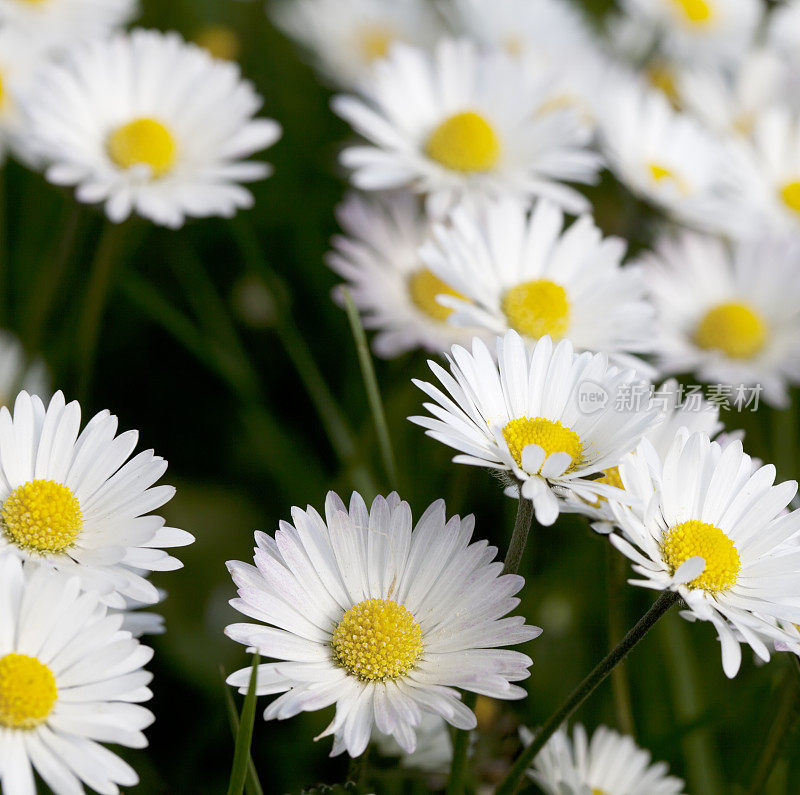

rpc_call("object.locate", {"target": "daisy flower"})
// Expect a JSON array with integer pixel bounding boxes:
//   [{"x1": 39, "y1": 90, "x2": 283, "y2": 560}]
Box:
[
  {"x1": 523, "y1": 723, "x2": 686, "y2": 795},
  {"x1": 326, "y1": 191, "x2": 484, "y2": 358},
  {"x1": 642, "y1": 230, "x2": 800, "y2": 407},
  {"x1": 563, "y1": 378, "x2": 724, "y2": 531},
  {"x1": 617, "y1": 0, "x2": 762, "y2": 66},
  {"x1": 0, "y1": 330, "x2": 49, "y2": 407},
  {"x1": 375, "y1": 711, "x2": 453, "y2": 773},
  {"x1": 23, "y1": 29, "x2": 282, "y2": 228},
  {"x1": 411, "y1": 331, "x2": 659, "y2": 525},
  {"x1": 419, "y1": 196, "x2": 656, "y2": 374},
  {"x1": 598, "y1": 83, "x2": 752, "y2": 236},
  {"x1": 0, "y1": 0, "x2": 138, "y2": 51},
  {"x1": 768, "y1": 0, "x2": 800, "y2": 60},
  {"x1": 225, "y1": 491, "x2": 540, "y2": 757},
  {"x1": 333, "y1": 39, "x2": 602, "y2": 218},
  {"x1": 728, "y1": 106, "x2": 800, "y2": 235},
  {"x1": 0, "y1": 556, "x2": 154, "y2": 795},
  {"x1": 609, "y1": 430, "x2": 800, "y2": 677},
  {"x1": 271, "y1": 0, "x2": 442, "y2": 88},
  {"x1": 0, "y1": 390, "x2": 193, "y2": 607}
]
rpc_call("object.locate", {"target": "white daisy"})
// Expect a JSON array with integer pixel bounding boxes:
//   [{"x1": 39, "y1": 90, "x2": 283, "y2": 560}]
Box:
[
  {"x1": 609, "y1": 429, "x2": 800, "y2": 677},
  {"x1": 563, "y1": 378, "x2": 725, "y2": 531},
  {"x1": 225, "y1": 491, "x2": 540, "y2": 757},
  {"x1": 326, "y1": 190, "x2": 484, "y2": 358},
  {"x1": 0, "y1": 390, "x2": 193, "y2": 607},
  {"x1": 23, "y1": 29, "x2": 282, "y2": 228},
  {"x1": 419, "y1": 196, "x2": 656, "y2": 375},
  {"x1": 0, "y1": 0, "x2": 138, "y2": 51},
  {"x1": 271, "y1": 0, "x2": 442, "y2": 88},
  {"x1": 0, "y1": 331, "x2": 49, "y2": 407},
  {"x1": 642, "y1": 230, "x2": 800, "y2": 407},
  {"x1": 618, "y1": 0, "x2": 762, "y2": 65},
  {"x1": 523, "y1": 723, "x2": 686, "y2": 795},
  {"x1": 728, "y1": 105, "x2": 800, "y2": 235},
  {"x1": 374, "y1": 711, "x2": 453, "y2": 773},
  {"x1": 411, "y1": 331, "x2": 659, "y2": 526},
  {"x1": 598, "y1": 82, "x2": 753, "y2": 236},
  {"x1": 333, "y1": 38, "x2": 602, "y2": 218},
  {"x1": 768, "y1": 0, "x2": 800, "y2": 60},
  {"x1": 0, "y1": 556, "x2": 154, "y2": 795}
]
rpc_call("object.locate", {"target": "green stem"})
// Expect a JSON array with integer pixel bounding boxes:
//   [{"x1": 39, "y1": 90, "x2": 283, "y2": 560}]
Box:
[
  {"x1": 347, "y1": 744, "x2": 371, "y2": 790},
  {"x1": 226, "y1": 653, "x2": 261, "y2": 795},
  {"x1": 75, "y1": 221, "x2": 131, "y2": 402},
  {"x1": 746, "y1": 658, "x2": 800, "y2": 795},
  {"x1": 342, "y1": 288, "x2": 399, "y2": 491},
  {"x1": 445, "y1": 691, "x2": 477, "y2": 795},
  {"x1": 25, "y1": 204, "x2": 82, "y2": 351},
  {"x1": 496, "y1": 590, "x2": 680, "y2": 795},
  {"x1": 502, "y1": 494, "x2": 534, "y2": 576},
  {"x1": 219, "y1": 666, "x2": 264, "y2": 795},
  {"x1": 771, "y1": 393, "x2": 797, "y2": 482},
  {"x1": 606, "y1": 545, "x2": 636, "y2": 737}
]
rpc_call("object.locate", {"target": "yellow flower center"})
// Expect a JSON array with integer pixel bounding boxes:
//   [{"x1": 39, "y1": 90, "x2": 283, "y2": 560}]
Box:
[
  {"x1": 780, "y1": 181, "x2": 800, "y2": 216},
  {"x1": 695, "y1": 302, "x2": 767, "y2": 359},
  {"x1": 359, "y1": 26, "x2": 395, "y2": 61},
  {"x1": 502, "y1": 417, "x2": 583, "y2": 472},
  {"x1": 331, "y1": 598, "x2": 423, "y2": 681},
  {"x1": 591, "y1": 790, "x2": 610, "y2": 795},
  {"x1": 408, "y1": 268, "x2": 465, "y2": 322},
  {"x1": 194, "y1": 26, "x2": 240, "y2": 61},
  {"x1": 647, "y1": 64, "x2": 680, "y2": 105},
  {"x1": 426, "y1": 111, "x2": 501, "y2": 173},
  {"x1": 2, "y1": 479, "x2": 82, "y2": 554},
  {"x1": 661, "y1": 520, "x2": 740, "y2": 592},
  {"x1": 0, "y1": 653, "x2": 57, "y2": 729},
  {"x1": 502, "y1": 279, "x2": 570, "y2": 340},
  {"x1": 671, "y1": 0, "x2": 713, "y2": 24},
  {"x1": 107, "y1": 117, "x2": 177, "y2": 178}
]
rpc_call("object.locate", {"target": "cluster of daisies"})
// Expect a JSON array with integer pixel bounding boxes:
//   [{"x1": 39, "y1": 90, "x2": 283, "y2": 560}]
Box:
[{"x1": 221, "y1": 0, "x2": 800, "y2": 791}]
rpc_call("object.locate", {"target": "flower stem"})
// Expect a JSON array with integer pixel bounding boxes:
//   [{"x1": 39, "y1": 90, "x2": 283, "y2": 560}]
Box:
[
  {"x1": 746, "y1": 656, "x2": 800, "y2": 795},
  {"x1": 495, "y1": 590, "x2": 680, "y2": 795},
  {"x1": 606, "y1": 545, "x2": 636, "y2": 736},
  {"x1": 445, "y1": 691, "x2": 477, "y2": 795},
  {"x1": 502, "y1": 493, "x2": 534, "y2": 576},
  {"x1": 342, "y1": 288, "x2": 399, "y2": 491}
]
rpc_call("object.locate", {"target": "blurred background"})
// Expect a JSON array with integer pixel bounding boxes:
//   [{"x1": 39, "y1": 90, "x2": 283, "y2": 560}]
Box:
[{"x1": 3, "y1": 0, "x2": 797, "y2": 792}]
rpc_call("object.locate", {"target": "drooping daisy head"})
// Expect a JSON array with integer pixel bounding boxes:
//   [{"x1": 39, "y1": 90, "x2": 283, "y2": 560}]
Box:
[
  {"x1": 523, "y1": 723, "x2": 686, "y2": 795},
  {"x1": 325, "y1": 191, "x2": 484, "y2": 358},
  {"x1": 0, "y1": 556, "x2": 154, "y2": 795},
  {"x1": 609, "y1": 430, "x2": 800, "y2": 677},
  {"x1": 0, "y1": 391, "x2": 193, "y2": 607},
  {"x1": 618, "y1": 0, "x2": 762, "y2": 66},
  {"x1": 598, "y1": 82, "x2": 752, "y2": 236},
  {"x1": 271, "y1": 0, "x2": 442, "y2": 87},
  {"x1": 0, "y1": 0, "x2": 138, "y2": 50},
  {"x1": 419, "y1": 196, "x2": 656, "y2": 374},
  {"x1": 411, "y1": 331, "x2": 659, "y2": 526},
  {"x1": 642, "y1": 230, "x2": 800, "y2": 407},
  {"x1": 22, "y1": 29, "x2": 282, "y2": 228},
  {"x1": 333, "y1": 38, "x2": 602, "y2": 218},
  {"x1": 225, "y1": 491, "x2": 540, "y2": 757}
]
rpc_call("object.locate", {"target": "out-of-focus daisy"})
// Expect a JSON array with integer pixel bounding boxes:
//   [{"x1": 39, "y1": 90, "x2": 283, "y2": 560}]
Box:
[
  {"x1": 0, "y1": 556, "x2": 154, "y2": 795},
  {"x1": 411, "y1": 331, "x2": 659, "y2": 525},
  {"x1": 375, "y1": 711, "x2": 453, "y2": 773},
  {"x1": 609, "y1": 430, "x2": 800, "y2": 677},
  {"x1": 642, "y1": 230, "x2": 800, "y2": 407},
  {"x1": 271, "y1": 0, "x2": 442, "y2": 87},
  {"x1": 564, "y1": 378, "x2": 724, "y2": 531},
  {"x1": 0, "y1": 0, "x2": 138, "y2": 50},
  {"x1": 326, "y1": 191, "x2": 484, "y2": 358},
  {"x1": 420, "y1": 196, "x2": 656, "y2": 374},
  {"x1": 618, "y1": 0, "x2": 761, "y2": 65},
  {"x1": 23, "y1": 29, "x2": 282, "y2": 228},
  {"x1": 333, "y1": 39, "x2": 602, "y2": 217},
  {"x1": 677, "y1": 49, "x2": 788, "y2": 137},
  {"x1": 768, "y1": 0, "x2": 800, "y2": 60},
  {"x1": 729, "y1": 106, "x2": 800, "y2": 235},
  {"x1": 0, "y1": 330, "x2": 49, "y2": 406},
  {"x1": 523, "y1": 723, "x2": 686, "y2": 795},
  {"x1": 598, "y1": 83, "x2": 751, "y2": 236},
  {"x1": 0, "y1": 391, "x2": 193, "y2": 607},
  {"x1": 225, "y1": 491, "x2": 540, "y2": 757}
]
